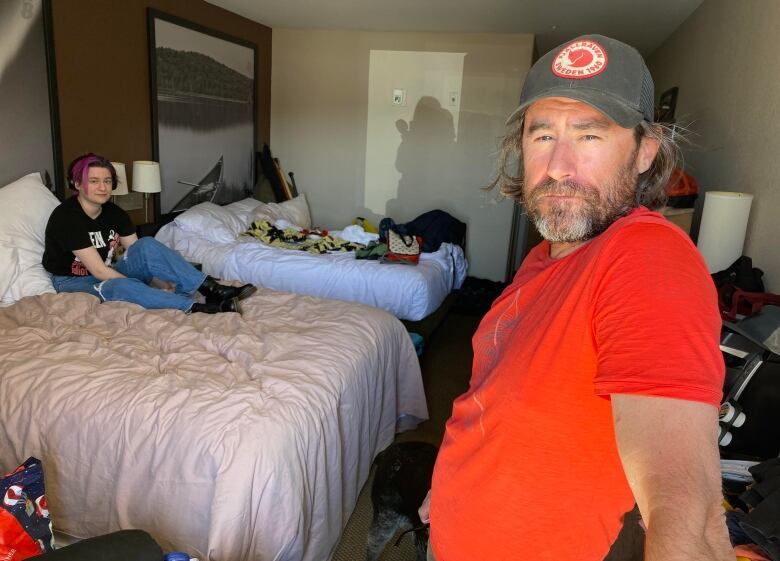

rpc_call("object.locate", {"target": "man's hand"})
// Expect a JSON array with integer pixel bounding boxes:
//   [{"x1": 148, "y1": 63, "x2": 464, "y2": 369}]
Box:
[
  {"x1": 418, "y1": 489, "x2": 431, "y2": 524},
  {"x1": 612, "y1": 394, "x2": 733, "y2": 561}
]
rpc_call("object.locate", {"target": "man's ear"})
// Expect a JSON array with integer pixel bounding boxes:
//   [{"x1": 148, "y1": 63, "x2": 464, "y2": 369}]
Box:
[{"x1": 636, "y1": 132, "x2": 660, "y2": 174}]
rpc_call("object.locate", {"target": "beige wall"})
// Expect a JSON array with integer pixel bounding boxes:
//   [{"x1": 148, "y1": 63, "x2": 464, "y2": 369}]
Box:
[
  {"x1": 271, "y1": 30, "x2": 533, "y2": 281},
  {"x1": 648, "y1": 0, "x2": 780, "y2": 290}
]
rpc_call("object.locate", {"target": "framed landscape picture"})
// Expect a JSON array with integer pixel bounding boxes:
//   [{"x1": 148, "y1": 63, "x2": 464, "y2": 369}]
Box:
[{"x1": 147, "y1": 10, "x2": 256, "y2": 217}]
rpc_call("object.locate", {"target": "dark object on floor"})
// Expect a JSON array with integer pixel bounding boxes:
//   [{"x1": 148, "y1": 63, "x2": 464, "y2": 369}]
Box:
[
  {"x1": 366, "y1": 442, "x2": 438, "y2": 561},
  {"x1": 451, "y1": 276, "x2": 507, "y2": 316},
  {"x1": 737, "y1": 458, "x2": 780, "y2": 561},
  {"x1": 408, "y1": 332, "x2": 425, "y2": 357},
  {"x1": 401, "y1": 293, "x2": 455, "y2": 341},
  {"x1": 602, "y1": 505, "x2": 645, "y2": 561},
  {"x1": 30, "y1": 530, "x2": 163, "y2": 560}
]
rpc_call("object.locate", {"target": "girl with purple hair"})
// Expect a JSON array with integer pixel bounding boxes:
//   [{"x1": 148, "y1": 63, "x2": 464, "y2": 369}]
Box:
[{"x1": 42, "y1": 153, "x2": 256, "y2": 313}]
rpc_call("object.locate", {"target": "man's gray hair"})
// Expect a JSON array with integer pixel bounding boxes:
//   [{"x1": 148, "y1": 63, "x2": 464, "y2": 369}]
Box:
[{"x1": 490, "y1": 114, "x2": 680, "y2": 210}]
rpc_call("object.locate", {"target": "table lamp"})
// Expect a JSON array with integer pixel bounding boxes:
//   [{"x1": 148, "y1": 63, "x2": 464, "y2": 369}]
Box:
[
  {"x1": 110, "y1": 162, "x2": 129, "y2": 201},
  {"x1": 132, "y1": 161, "x2": 161, "y2": 223}
]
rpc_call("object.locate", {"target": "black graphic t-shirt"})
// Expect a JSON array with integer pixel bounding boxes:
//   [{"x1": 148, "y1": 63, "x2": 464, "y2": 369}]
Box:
[{"x1": 42, "y1": 196, "x2": 135, "y2": 276}]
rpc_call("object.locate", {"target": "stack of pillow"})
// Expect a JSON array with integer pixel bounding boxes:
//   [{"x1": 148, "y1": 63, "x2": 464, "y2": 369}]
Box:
[
  {"x1": 172, "y1": 194, "x2": 312, "y2": 244},
  {"x1": 0, "y1": 173, "x2": 59, "y2": 306}
]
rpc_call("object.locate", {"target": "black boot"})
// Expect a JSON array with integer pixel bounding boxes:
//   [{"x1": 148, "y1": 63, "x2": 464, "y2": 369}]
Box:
[
  {"x1": 198, "y1": 276, "x2": 257, "y2": 304},
  {"x1": 190, "y1": 297, "x2": 242, "y2": 314}
]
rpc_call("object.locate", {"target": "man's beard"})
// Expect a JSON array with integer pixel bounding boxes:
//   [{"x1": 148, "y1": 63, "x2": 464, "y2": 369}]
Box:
[{"x1": 522, "y1": 159, "x2": 640, "y2": 244}]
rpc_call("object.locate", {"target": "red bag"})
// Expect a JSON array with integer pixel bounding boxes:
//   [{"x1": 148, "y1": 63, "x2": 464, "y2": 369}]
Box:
[
  {"x1": 665, "y1": 168, "x2": 699, "y2": 208},
  {"x1": 719, "y1": 286, "x2": 780, "y2": 322},
  {"x1": 382, "y1": 230, "x2": 422, "y2": 265},
  {"x1": 0, "y1": 458, "x2": 54, "y2": 560}
]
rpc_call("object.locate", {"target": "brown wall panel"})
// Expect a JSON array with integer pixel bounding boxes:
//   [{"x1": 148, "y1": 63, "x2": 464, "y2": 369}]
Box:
[{"x1": 51, "y1": 0, "x2": 271, "y2": 224}]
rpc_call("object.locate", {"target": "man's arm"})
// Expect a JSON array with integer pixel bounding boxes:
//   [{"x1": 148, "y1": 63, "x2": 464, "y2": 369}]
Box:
[
  {"x1": 72, "y1": 247, "x2": 125, "y2": 281},
  {"x1": 611, "y1": 394, "x2": 733, "y2": 561}
]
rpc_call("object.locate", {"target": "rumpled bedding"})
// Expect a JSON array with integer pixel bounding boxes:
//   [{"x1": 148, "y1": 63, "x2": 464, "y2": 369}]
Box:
[
  {"x1": 156, "y1": 221, "x2": 467, "y2": 321},
  {"x1": 0, "y1": 291, "x2": 427, "y2": 561},
  {"x1": 242, "y1": 219, "x2": 363, "y2": 254}
]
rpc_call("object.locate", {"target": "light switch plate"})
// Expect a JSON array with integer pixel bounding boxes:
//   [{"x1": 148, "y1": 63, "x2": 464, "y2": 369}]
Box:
[{"x1": 392, "y1": 88, "x2": 406, "y2": 106}]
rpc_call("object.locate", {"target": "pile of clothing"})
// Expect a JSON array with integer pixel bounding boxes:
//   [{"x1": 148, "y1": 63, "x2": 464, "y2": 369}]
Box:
[
  {"x1": 724, "y1": 458, "x2": 780, "y2": 561},
  {"x1": 242, "y1": 220, "x2": 364, "y2": 254}
]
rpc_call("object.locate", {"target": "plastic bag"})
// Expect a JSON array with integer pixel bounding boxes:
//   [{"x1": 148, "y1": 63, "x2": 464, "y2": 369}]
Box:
[{"x1": 0, "y1": 458, "x2": 55, "y2": 560}]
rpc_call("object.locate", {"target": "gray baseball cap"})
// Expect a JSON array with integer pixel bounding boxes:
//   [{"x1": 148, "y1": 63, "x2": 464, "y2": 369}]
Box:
[{"x1": 507, "y1": 34, "x2": 654, "y2": 128}]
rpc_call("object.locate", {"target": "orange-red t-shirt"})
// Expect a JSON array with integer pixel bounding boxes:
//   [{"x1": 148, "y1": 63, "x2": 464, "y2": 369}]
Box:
[{"x1": 430, "y1": 207, "x2": 724, "y2": 561}]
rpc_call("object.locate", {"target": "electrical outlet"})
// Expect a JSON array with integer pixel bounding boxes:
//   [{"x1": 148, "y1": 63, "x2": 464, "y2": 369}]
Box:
[{"x1": 392, "y1": 88, "x2": 406, "y2": 106}]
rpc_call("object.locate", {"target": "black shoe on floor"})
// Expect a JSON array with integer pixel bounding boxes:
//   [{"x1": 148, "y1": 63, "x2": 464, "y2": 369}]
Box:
[
  {"x1": 190, "y1": 297, "x2": 242, "y2": 314},
  {"x1": 199, "y1": 276, "x2": 257, "y2": 304}
]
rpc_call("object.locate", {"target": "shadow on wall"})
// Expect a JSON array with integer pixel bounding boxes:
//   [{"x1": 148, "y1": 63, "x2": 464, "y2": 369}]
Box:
[
  {"x1": 388, "y1": 96, "x2": 457, "y2": 220},
  {"x1": 384, "y1": 94, "x2": 506, "y2": 221}
]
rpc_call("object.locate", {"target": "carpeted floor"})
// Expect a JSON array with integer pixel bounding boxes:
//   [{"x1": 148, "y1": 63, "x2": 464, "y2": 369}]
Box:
[{"x1": 331, "y1": 311, "x2": 480, "y2": 561}]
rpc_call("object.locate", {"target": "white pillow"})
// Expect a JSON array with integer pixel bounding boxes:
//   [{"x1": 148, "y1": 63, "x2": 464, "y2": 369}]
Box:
[
  {"x1": 248, "y1": 194, "x2": 311, "y2": 229},
  {"x1": 0, "y1": 244, "x2": 20, "y2": 298},
  {"x1": 2, "y1": 263, "x2": 55, "y2": 305},
  {"x1": 224, "y1": 197, "x2": 263, "y2": 229},
  {"x1": 173, "y1": 202, "x2": 245, "y2": 243},
  {"x1": 0, "y1": 173, "x2": 59, "y2": 304}
]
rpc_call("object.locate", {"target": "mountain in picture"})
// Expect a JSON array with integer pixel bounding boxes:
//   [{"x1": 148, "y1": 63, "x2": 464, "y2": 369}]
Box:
[{"x1": 155, "y1": 47, "x2": 252, "y2": 103}]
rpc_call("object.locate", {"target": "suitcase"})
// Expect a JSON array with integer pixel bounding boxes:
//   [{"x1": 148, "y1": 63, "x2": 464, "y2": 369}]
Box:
[{"x1": 719, "y1": 321, "x2": 780, "y2": 460}]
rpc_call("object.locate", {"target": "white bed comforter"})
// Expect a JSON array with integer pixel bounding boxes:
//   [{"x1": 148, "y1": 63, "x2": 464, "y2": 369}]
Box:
[
  {"x1": 0, "y1": 291, "x2": 426, "y2": 561},
  {"x1": 156, "y1": 223, "x2": 467, "y2": 321}
]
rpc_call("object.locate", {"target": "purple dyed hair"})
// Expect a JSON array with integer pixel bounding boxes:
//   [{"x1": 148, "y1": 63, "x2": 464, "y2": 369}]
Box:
[{"x1": 67, "y1": 153, "x2": 117, "y2": 191}]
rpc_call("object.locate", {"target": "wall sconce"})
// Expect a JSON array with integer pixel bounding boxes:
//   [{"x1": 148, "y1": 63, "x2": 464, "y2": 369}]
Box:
[{"x1": 132, "y1": 161, "x2": 162, "y2": 224}]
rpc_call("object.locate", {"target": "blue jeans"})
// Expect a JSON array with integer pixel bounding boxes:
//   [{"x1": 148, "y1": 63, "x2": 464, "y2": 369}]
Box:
[{"x1": 50, "y1": 237, "x2": 207, "y2": 312}]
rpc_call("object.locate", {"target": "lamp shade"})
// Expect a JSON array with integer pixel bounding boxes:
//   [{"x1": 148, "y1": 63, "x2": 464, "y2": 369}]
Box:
[
  {"x1": 110, "y1": 162, "x2": 129, "y2": 195},
  {"x1": 132, "y1": 161, "x2": 161, "y2": 194}
]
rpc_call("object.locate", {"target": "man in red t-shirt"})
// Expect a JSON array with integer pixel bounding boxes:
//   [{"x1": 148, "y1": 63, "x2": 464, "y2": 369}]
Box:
[{"x1": 422, "y1": 35, "x2": 732, "y2": 561}]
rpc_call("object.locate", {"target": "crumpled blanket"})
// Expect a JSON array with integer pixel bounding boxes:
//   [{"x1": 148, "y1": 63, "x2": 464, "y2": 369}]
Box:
[{"x1": 241, "y1": 219, "x2": 364, "y2": 254}]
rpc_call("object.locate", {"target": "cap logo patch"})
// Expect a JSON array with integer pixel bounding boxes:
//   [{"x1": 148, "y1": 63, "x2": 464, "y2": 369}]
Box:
[{"x1": 551, "y1": 39, "x2": 608, "y2": 79}]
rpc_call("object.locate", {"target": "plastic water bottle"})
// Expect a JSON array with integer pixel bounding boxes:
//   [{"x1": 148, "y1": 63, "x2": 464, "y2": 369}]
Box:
[{"x1": 164, "y1": 553, "x2": 191, "y2": 561}]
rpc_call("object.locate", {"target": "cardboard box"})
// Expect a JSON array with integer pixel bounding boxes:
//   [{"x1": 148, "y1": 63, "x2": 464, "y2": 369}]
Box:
[{"x1": 661, "y1": 207, "x2": 695, "y2": 235}]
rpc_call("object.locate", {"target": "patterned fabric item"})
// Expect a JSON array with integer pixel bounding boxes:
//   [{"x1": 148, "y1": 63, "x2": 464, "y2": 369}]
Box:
[
  {"x1": 387, "y1": 230, "x2": 420, "y2": 256},
  {"x1": 242, "y1": 220, "x2": 364, "y2": 254},
  {"x1": 384, "y1": 230, "x2": 422, "y2": 265},
  {"x1": 0, "y1": 458, "x2": 54, "y2": 560}
]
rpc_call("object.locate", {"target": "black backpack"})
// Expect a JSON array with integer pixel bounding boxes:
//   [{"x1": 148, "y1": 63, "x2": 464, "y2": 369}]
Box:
[{"x1": 402, "y1": 210, "x2": 466, "y2": 253}]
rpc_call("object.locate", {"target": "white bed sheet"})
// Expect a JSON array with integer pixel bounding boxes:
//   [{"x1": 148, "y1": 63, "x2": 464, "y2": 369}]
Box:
[
  {"x1": 0, "y1": 291, "x2": 427, "y2": 561},
  {"x1": 156, "y1": 222, "x2": 467, "y2": 321}
]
